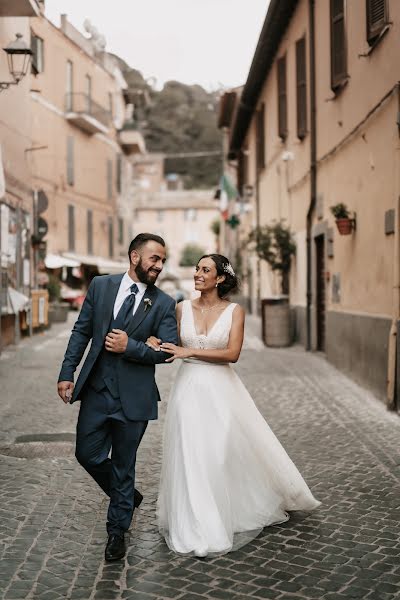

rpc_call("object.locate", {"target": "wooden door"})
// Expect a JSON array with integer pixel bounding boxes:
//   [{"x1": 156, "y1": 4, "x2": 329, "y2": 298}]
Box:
[{"x1": 315, "y1": 235, "x2": 326, "y2": 351}]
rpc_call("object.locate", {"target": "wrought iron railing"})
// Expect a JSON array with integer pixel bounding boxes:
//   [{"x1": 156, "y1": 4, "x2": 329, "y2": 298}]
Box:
[{"x1": 65, "y1": 93, "x2": 111, "y2": 128}]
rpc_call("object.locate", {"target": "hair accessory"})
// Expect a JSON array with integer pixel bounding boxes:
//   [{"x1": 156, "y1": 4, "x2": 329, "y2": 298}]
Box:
[{"x1": 224, "y1": 263, "x2": 235, "y2": 277}]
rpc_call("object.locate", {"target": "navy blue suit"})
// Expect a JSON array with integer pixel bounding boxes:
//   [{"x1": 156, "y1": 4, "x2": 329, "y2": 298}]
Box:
[{"x1": 58, "y1": 273, "x2": 178, "y2": 535}]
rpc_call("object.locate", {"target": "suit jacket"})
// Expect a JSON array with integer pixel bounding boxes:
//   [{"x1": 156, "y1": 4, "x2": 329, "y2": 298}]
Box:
[{"x1": 58, "y1": 273, "x2": 178, "y2": 420}]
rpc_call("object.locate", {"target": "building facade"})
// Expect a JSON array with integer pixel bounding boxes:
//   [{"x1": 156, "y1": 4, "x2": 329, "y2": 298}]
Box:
[
  {"x1": 29, "y1": 13, "x2": 143, "y2": 276},
  {"x1": 224, "y1": 0, "x2": 399, "y2": 404},
  {"x1": 132, "y1": 155, "x2": 219, "y2": 296},
  {"x1": 0, "y1": 0, "x2": 41, "y2": 348}
]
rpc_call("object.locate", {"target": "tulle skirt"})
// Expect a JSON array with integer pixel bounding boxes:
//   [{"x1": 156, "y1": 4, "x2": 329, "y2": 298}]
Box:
[{"x1": 157, "y1": 359, "x2": 320, "y2": 557}]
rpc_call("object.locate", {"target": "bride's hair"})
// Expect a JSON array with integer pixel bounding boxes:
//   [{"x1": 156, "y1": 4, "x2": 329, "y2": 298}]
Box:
[{"x1": 198, "y1": 254, "x2": 239, "y2": 298}]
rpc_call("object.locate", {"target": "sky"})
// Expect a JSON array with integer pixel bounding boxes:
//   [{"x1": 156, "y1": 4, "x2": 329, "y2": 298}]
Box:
[{"x1": 45, "y1": 0, "x2": 269, "y2": 91}]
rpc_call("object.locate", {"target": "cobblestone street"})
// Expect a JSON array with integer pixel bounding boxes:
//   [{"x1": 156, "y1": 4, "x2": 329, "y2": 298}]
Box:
[{"x1": 1, "y1": 313, "x2": 400, "y2": 600}]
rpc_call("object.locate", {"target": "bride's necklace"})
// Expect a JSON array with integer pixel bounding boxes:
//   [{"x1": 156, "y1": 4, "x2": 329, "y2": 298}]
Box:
[{"x1": 199, "y1": 301, "x2": 224, "y2": 314}]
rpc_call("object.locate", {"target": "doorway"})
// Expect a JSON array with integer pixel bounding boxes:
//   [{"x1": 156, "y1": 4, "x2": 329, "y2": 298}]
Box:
[{"x1": 315, "y1": 234, "x2": 326, "y2": 351}]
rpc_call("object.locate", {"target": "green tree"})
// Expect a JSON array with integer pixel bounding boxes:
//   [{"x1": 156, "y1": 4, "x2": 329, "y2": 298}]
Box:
[
  {"x1": 179, "y1": 243, "x2": 206, "y2": 267},
  {"x1": 247, "y1": 221, "x2": 296, "y2": 295}
]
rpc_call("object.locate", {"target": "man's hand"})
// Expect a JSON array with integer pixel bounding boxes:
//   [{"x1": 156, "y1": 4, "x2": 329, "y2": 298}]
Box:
[
  {"x1": 105, "y1": 329, "x2": 128, "y2": 353},
  {"x1": 58, "y1": 381, "x2": 74, "y2": 404}
]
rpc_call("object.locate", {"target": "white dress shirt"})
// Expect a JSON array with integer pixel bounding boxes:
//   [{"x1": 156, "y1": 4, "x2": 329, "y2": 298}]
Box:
[{"x1": 113, "y1": 272, "x2": 147, "y2": 320}]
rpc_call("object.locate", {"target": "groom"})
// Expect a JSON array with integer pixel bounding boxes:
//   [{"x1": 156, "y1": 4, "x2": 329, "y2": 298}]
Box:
[{"x1": 57, "y1": 233, "x2": 177, "y2": 561}]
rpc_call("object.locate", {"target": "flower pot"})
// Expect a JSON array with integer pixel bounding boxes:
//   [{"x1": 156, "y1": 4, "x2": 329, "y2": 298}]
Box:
[
  {"x1": 335, "y1": 218, "x2": 353, "y2": 235},
  {"x1": 261, "y1": 296, "x2": 291, "y2": 347},
  {"x1": 48, "y1": 302, "x2": 69, "y2": 324}
]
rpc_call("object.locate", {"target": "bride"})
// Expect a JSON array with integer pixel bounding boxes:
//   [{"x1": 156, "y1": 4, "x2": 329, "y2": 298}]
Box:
[{"x1": 146, "y1": 253, "x2": 320, "y2": 557}]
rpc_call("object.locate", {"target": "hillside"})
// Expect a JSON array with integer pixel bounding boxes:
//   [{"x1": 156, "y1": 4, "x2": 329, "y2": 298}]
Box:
[{"x1": 114, "y1": 57, "x2": 222, "y2": 189}]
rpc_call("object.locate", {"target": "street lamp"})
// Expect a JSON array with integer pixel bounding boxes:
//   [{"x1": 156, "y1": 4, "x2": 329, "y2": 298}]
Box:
[{"x1": 1, "y1": 33, "x2": 32, "y2": 92}]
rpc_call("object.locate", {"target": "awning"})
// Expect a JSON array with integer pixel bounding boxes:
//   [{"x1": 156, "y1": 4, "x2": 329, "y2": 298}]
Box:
[
  {"x1": 7, "y1": 287, "x2": 30, "y2": 314},
  {"x1": 45, "y1": 253, "x2": 80, "y2": 269},
  {"x1": 97, "y1": 258, "x2": 128, "y2": 275},
  {"x1": 62, "y1": 252, "x2": 127, "y2": 275}
]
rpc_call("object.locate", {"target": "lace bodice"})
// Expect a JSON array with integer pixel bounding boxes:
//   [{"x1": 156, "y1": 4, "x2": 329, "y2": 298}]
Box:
[{"x1": 180, "y1": 300, "x2": 237, "y2": 350}]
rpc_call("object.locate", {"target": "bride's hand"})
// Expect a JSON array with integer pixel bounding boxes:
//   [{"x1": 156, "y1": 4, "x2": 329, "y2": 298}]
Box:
[
  {"x1": 145, "y1": 336, "x2": 162, "y2": 351},
  {"x1": 159, "y1": 342, "x2": 190, "y2": 362}
]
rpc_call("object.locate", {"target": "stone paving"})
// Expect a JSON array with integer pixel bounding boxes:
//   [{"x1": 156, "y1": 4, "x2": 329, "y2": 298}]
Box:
[{"x1": 1, "y1": 313, "x2": 400, "y2": 600}]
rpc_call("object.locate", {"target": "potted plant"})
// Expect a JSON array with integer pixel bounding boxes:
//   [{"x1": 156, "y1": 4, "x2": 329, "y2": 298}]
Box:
[
  {"x1": 47, "y1": 274, "x2": 69, "y2": 323},
  {"x1": 247, "y1": 220, "x2": 296, "y2": 347},
  {"x1": 330, "y1": 203, "x2": 355, "y2": 235}
]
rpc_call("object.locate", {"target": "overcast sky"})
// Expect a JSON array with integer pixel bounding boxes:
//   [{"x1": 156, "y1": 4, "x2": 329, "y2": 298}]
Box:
[{"x1": 45, "y1": 0, "x2": 269, "y2": 91}]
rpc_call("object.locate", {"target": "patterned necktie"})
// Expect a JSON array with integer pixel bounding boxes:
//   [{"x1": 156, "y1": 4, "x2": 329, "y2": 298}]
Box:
[{"x1": 112, "y1": 283, "x2": 139, "y2": 330}]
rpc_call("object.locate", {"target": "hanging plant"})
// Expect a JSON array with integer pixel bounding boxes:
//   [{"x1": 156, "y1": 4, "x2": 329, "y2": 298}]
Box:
[{"x1": 330, "y1": 203, "x2": 356, "y2": 235}]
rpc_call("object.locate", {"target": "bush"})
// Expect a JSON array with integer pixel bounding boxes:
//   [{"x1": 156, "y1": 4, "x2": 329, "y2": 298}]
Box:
[
  {"x1": 47, "y1": 274, "x2": 61, "y2": 303},
  {"x1": 179, "y1": 243, "x2": 206, "y2": 267}
]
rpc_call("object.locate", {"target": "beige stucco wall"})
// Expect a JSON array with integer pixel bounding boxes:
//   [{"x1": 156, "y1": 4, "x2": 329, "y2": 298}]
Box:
[
  {"x1": 238, "y1": 0, "x2": 398, "y2": 321},
  {"x1": 133, "y1": 198, "x2": 218, "y2": 276},
  {"x1": 28, "y1": 15, "x2": 127, "y2": 260},
  {"x1": 0, "y1": 17, "x2": 33, "y2": 209}
]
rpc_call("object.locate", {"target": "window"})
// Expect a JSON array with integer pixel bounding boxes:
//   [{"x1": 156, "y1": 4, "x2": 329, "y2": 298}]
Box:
[
  {"x1": 68, "y1": 205, "x2": 75, "y2": 251},
  {"x1": 366, "y1": 0, "x2": 388, "y2": 45},
  {"x1": 277, "y1": 56, "x2": 287, "y2": 141},
  {"x1": 116, "y1": 154, "x2": 122, "y2": 194},
  {"x1": 108, "y1": 217, "x2": 114, "y2": 258},
  {"x1": 238, "y1": 147, "x2": 248, "y2": 195},
  {"x1": 118, "y1": 217, "x2": 124, "y2": 244},
  {"x1": 85, "y1": 74, "x2": 92, "y2": 113},
  {"x1": 256, "y1": 103, "x2": 265, "y2": 171},
  {"x1": 296, "y1": 36, "x2": 307, "y2": 140},
  {"x1": 66, "y1": 60, "x2": 73, "y2": 110},
  {"x1": 330, "y1": 0, "x2": 348, "y2": 91},
  {"x1": 87, "y1": 210, "x2": 93, "y2": 255},
  {"x1": 184, "y1": 209, "x2": 197, "y2": 222},
  {"x1": 31, "y1": 34, "x2": 44, "y2": 74},
  {"x1": 108, "y1": 92, "x2": 113, "y2": 118},
  {"x1": 107, "y1": 159, "x2": 113, "y2": 200},
  {"x1": 66, "y1": 137, "x2": 74, "y2": 186}
]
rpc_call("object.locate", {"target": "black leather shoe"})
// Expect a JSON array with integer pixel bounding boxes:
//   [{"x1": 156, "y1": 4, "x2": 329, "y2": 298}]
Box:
[
  {"x1": 134, "y1": 489, "x2": 143, "y2": 508},
  {"x1": 105, "y1": 534, "x2": 126, "y2": 561}
]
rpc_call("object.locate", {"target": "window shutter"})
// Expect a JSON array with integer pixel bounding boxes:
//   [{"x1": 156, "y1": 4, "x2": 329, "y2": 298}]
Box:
[
  {"x1": 87, "y1": 209, "x2": 93, "y2": 255},
  {"x1": 296, "y1": 36, "x2": 307, "y2": 140},
  {"x1": 256, "y1": 104, "x2": 265, "y2": 172},
  {"x1": 107, "y1": 159, "x2": 113, "y2": 200},
  {"x1": 31, "y1": 35, "x2": 39, "y2": 75},
  {"x1": 108, "y1": 217, "x2": 114, "y2": 258},
  {"x1": 366, "y1": 0, "x2": 388, "y2": 45},
  {"x1": 277, "y1": 56, "x2": 287, "y2": 141},
  {"x1": 118, "y1": 217, "x2": 124, "y2": 244},
  {"x1": 116, "y1": 154, "x2": 122, "y2": 194},
  {"x1": 66, "y1": 137, "x2": 74, "y2": 186},
  {"x1": 330, "y1": 0, "x2": 347, "y2": 91},
  {"x1": 68, "y1": 205, "x2": 75, "y2": 251}
]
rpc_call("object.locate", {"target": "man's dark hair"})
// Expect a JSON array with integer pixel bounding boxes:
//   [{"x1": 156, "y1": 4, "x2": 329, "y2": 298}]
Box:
[{"x1": 128, "y1": 233, "x2": 166, "y2": 261}]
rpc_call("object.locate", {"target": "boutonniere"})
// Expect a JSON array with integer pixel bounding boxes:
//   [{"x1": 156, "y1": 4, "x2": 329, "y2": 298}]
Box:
[{"x1": 144, "y1": 298, "x2": 152, "y2": 312}]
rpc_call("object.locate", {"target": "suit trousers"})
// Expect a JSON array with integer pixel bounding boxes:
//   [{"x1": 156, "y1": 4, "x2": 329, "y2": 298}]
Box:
[{"x1": 75, "y1": 384, "x2": 148, "y2": 535}]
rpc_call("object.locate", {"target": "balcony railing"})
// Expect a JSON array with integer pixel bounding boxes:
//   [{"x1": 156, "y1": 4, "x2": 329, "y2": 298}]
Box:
[{"x1": 65, "y1": 93, "x2": 111, "y2": 135}]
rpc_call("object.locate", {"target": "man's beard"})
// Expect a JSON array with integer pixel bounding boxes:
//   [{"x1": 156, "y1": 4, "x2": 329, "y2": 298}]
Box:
[{"x1": 135, "y1": 258, "x2": 160, "y2": 285}]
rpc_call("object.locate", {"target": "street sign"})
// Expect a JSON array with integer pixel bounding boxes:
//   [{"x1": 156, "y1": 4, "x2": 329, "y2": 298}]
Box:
[{"x1": 37, "y1": 190, "x2": 48, "y2": 214}]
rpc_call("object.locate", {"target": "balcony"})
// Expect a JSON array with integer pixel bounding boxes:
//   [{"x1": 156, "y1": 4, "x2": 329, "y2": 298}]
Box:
[
  {"x1": 65, "y1": 93, "x2": 111, "y2": 135},
  {"x1": 118, "y1": 125, "x2": 146, "y2": 155},
  {"x1": 0, "y1": 0, "x2": 40, "y2": 16}
]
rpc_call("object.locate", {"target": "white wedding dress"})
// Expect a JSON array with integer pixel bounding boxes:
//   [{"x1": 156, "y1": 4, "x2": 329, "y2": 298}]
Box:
[{"x1": 157, "y1": 300, "x2": 320, "y2": 557}]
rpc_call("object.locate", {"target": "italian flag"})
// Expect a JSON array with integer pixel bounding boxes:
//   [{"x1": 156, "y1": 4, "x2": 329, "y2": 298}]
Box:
[{"x1": 219, "y1": 174, "x2": 238, "y2": 221}]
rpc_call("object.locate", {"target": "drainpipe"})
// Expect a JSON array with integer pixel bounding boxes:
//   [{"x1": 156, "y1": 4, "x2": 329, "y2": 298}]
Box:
[
  {"x1": 386, "y1": 82, "x2": 400, "y2": 408},
  {"x1": 306, "y1": 0, "x2": 317, "y2": 351}
]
